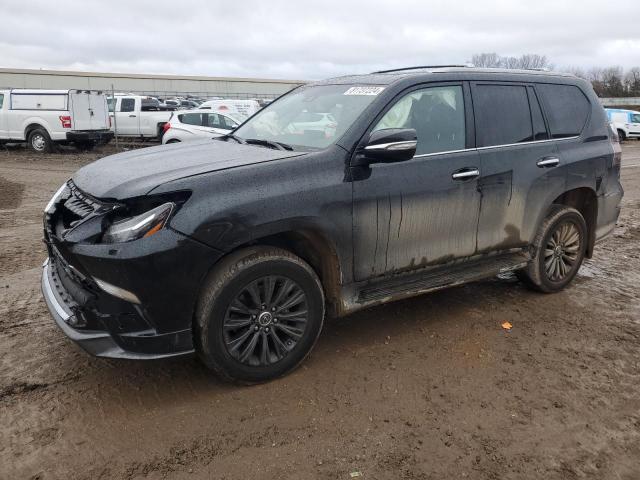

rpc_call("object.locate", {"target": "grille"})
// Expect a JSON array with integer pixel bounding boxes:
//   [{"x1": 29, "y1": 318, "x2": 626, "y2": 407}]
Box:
[{"x1": 63, "y1": 181, "x2": 106, "y2": 220}]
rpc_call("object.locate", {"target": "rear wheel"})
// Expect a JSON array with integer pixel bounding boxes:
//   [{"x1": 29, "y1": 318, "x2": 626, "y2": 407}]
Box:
[
  {"x1": 518, "y1": 205, "x2": 587, "y2": 293},
  {"x1": 27, "y1": 128, "x2": 52, "y2": 153},
  {"x1": 195, "y1": 247, "x2": 325, "y2": 384}
]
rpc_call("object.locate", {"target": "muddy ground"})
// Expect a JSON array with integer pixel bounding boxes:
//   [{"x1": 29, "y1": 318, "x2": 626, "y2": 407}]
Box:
[{"x1": 1, "y1": 141, "x2": 639, "y2": 480}]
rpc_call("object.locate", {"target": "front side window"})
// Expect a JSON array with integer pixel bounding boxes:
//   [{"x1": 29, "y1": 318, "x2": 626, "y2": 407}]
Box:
[
  {"x1": 537, "y1": 84, "x2": 590, "y2": 138},
  {"x1": 234, "y1": 84, "x2": 381, "y2": 150},
  {"x1": 206, "y1": 113, "x2": 224, "y2": 129},
  {"x1": 373, "y1": 85, "x2": 465, "y2": 155},
  {"x1": 631, "y1": 113, "x2": 640, "y2": 123},
  {"x1": 120, "y1": 98, "x2": 135, "y2": 113},
  {"x1": 474, "y1": 85, "x2": 533, "y2": 147}
]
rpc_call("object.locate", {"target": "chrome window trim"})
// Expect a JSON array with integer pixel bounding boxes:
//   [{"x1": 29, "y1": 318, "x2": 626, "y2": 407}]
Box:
[{"x1": 412, "y1": 135, "x2": 580, "y2": 159}]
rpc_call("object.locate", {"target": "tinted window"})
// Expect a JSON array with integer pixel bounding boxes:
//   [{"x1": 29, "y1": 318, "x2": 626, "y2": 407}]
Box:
[
  {"x1": 537, "y1": 84, "x2": 590, "y2": 138},
  {"x1": 631, "y1": 113, "x2": 640, "y2": 123},
  {"x1": 120, "y1": 98, "x2": 135, "y2": 112},
  {"x1": 179, "y1": 113, "x2": 203, "y2": 126},
  {"x1": 528, "y1": 87, "x2": 549, "y2": 141},
  {"x1": 0, "y1": 94, "x2": 3, "y2": 109},
  {"x1": 374, "y1": 85, "x2": 465, "y2": 155},
  {"x1": 107, "y1": 97, "x2": 115, "y2": 112},
  {"x1": 474, "y1": 85, "x2": 532, "y2": 147}
]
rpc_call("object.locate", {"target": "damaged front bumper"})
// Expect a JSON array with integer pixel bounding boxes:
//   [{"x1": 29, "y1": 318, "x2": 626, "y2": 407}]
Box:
[{"x1": 41, "y1": 257, "x2": 194, "y2": 359}]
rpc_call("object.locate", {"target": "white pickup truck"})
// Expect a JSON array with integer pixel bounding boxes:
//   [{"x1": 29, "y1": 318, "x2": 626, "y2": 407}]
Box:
[
  {"x1": 0, "y1": 89, "x2": 113, "y2": 152},
  {"x1": 108, "y1": 95, "x2": 172, "y2": 139}
]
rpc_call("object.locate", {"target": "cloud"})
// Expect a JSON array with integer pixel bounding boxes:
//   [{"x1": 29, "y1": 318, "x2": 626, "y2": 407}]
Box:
[{"x1": 1, "y1": 0, "x2": 638, "y2": 79}]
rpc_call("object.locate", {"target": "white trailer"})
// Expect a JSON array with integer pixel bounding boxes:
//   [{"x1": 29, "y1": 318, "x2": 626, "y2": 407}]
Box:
[{"x1": 0, "y1": 89, "x2": 113, "y2": 152}]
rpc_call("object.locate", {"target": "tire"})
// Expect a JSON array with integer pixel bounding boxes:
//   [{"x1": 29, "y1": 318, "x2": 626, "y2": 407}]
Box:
[
  {"x1": 195, "y1": 246, "x2": 325, "y2": 384},
  {"x1": 518, "y1": 205, "x2": 587, "y2": 293},
  {"x1": 27, "y1": 128, "x2": 52, "y2": 153},
  {"x1": 617, "y1": 129, "x2": 626, "y2": 142}
]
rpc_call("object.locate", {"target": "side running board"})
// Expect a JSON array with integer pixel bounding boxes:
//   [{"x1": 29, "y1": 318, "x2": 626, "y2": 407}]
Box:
[{"x1": 357, "y1": 252, "x2": 530, "y2": 303}]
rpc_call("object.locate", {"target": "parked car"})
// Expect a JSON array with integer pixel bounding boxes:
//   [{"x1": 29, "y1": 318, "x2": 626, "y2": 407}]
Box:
[
  {"x1": 0, "y1": 89, "x2": 113, "y2": 152},
  {"x1": 286, "y1": 111, "x2": 337, "y2": 137},
  {"x1": 161, "y1": 110, "x2": 243, "y2": 144},
  {"x1": 199, "y1": 99, "x2": 260, "y2": 117},
  {"x1": 42, "y1": 67, "x2": 622, "y2": 383},
  {"x1": 108, "y1": 95, "x2": 172, "y2": 139},
  {"x1": 606, "y1": 108, "x2": 640, "y2": 141}
]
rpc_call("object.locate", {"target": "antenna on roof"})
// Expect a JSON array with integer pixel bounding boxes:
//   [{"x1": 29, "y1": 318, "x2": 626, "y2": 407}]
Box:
[{"x1": 373, "y1": 65, "x2": 474, "y2": 74}]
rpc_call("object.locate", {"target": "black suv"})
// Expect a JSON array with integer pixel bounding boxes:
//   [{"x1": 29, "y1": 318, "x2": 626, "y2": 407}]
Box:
[{"x1": 42, "y1": 66, "x2": 623, "y2": 383}]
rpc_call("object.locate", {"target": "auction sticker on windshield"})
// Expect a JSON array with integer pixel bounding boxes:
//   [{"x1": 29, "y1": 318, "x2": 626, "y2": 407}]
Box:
[{"x1": 343, "y1": 86, "x2": 385, "y2": 95}]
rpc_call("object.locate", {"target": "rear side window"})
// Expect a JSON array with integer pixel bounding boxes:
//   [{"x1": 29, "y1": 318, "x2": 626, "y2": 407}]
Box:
[
  {"x1": 120, "y1": 98, "x2": 135, "y2": 112},
  {"x1": 474, "y1": 85, "x2": 533, "y2": 147},
  {"x1": 179, "y1": 113, "x2": 203, "y2": 126},
  {"x1": 536, "y1": 84, "x2": 590, "y2": 138}
]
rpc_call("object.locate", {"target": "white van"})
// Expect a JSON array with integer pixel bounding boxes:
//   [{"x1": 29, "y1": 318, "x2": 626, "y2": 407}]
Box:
[
  {"x1": 0, "y1": 89, "x2": 113, "y2": 152},
  {"x1": 198, "y1": 99, "x2": 261, "y2": 118},
  {"x1": 606, "y1": 108, "x2": 640, "y2": 141}
]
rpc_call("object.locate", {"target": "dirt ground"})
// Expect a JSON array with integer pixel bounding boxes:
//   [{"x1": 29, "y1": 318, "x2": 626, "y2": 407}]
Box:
[{"x1": 1, "y1": 141, "x2": 639, "y2": 480}]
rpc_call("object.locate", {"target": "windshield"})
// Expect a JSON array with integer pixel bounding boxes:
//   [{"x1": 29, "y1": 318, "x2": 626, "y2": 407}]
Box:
[{"x1": 233, "y1": 84, "x2": 383, "y2": 150}]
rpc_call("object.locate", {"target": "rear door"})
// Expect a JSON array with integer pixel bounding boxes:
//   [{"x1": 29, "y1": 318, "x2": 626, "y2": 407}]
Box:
[
  {"x1": 69, "y1": 91, "x2": 93, "y2": 130},
  {"x1": 472, "y1": 82, "x2": 564, "y2": 253},
  {"x1": 89, "y1": 92, "x2": 109, "y2": 130}
]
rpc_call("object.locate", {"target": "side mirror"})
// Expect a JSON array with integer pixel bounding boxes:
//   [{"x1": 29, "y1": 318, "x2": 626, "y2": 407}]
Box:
[{"x1": 360, "y1": 128, "x2": 417, "y2": 164}]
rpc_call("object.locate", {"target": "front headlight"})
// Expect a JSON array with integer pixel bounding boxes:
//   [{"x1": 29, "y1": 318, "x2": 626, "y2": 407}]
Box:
[{"x1": 102, "y1": 202, "x2": 174, "y2": 243}]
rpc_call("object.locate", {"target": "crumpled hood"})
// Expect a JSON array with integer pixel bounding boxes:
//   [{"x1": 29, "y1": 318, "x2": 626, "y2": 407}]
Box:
[{"x1": 72, "y1": 140, "x2": 305, "y2": 199}]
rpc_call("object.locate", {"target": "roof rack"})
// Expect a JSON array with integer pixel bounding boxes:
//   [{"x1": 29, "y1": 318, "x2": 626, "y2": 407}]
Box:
[{"x1": 373, "y1": 65, "x2": 474, "y2": 74}]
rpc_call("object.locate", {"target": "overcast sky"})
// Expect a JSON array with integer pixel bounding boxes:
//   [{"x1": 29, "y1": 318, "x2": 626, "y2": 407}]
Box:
[{"x1": 1, "y1": 0, "x2": 639, "y2": 80}]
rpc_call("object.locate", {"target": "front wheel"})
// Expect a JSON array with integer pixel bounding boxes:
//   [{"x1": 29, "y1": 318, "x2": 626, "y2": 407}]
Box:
[
  {"x1": 195, "y1": 247, "x2": 325, "y2": 384},
  {"x1": 618, "y1": 129, "x2": 626, "y2": 142},
  {"x1": 518, "y1": 205, "x2": 587, "y2": 293}
]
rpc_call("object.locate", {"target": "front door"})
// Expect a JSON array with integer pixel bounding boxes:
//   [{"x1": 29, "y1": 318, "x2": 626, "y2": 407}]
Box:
[
  {"x1": 117, "y1": 97, "x2": 139, "y2": 135},
  {"x1": 351, "y1": 84, "x2": 481, "y2": 281}
]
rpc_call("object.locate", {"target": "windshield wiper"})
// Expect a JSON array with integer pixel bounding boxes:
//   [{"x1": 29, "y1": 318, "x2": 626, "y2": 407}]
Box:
[
  {"x1": 244, "y1": 138, "x2": 294, "y2": 151},
  {"x1": 217, "y1": 133, "x2": 246, "y2": 144}
]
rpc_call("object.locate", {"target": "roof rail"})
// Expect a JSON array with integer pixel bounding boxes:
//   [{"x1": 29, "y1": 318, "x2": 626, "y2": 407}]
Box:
[{"x1": 373, "y1": 65, "x2": 474, "y2": 74}]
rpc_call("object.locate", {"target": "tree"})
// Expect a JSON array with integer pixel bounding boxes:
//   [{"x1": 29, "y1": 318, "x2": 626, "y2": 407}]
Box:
[
  {"x1": 625, "y1": 68, "x2": 640, "y2": 97},
  {"x1": 469, "y1": 53, "x2": 552, "y2": 70},
  {"x1": 471, "y1": 53, "x2": 501, "y2": 68}
]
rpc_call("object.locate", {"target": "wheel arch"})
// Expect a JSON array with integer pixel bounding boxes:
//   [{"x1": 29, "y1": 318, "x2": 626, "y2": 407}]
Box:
[
  {"x1": 224, "y1": 228, "x2": 344, "y2": 317},
  {"x1": 24, "y1": 122, "x2": 50, "y2": 139},
  {"x1": 550, "y1": 187, "x2": 598, "y2": 258}
]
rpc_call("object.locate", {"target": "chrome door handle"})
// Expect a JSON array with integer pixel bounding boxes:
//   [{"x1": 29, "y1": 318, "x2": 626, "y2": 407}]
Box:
[
  {"x1": 452, "y1": 168, "x2": 480, "y2": 180},
  {"x1": 537, "y1": 157, "x2": 560, "y2": 168}
]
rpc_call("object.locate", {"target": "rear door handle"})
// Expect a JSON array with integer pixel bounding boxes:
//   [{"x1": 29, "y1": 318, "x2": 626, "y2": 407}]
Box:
[
  {"x1": 537, "y1": 157, "x2": 560, "y2": 168},
  {"x1": 452, "y1": 168, "x2": 480, "y2": 180}
]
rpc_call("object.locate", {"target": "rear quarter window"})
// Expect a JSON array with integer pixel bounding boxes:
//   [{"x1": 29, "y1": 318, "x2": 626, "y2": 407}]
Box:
[{"x1": 536, "y1": 84, "x2": 590, "y2": 138}]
